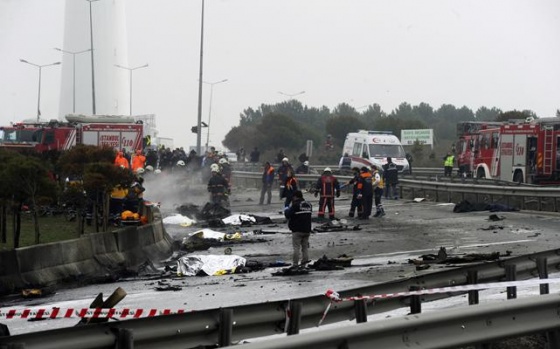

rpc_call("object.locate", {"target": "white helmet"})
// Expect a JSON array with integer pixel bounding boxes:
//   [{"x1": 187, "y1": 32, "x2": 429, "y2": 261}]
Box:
[
  {"x1": 136, "y1": 168, "x2": 145, "y2": 174},
  {"x1": 219, "y1": 158, "x2": 228, "y2": 164},
  {"x1": 324, "y1": 167, "x2": 332, "y2": 173},
  {"x1": 145, "y1": 165, "x2": 154, "y2": 172},
  {"x1": 303, "y1": 161, "x2": 309, "y2": 166},
  {"x1": 177, "y1": 160, "x2": 186, "y2": 166},
  {"x1": 282, "y1": 157, "x2": 289, "y2": 162},
  {"x1": 210, "y1": 163, "x2": 220, "y2": 173}
]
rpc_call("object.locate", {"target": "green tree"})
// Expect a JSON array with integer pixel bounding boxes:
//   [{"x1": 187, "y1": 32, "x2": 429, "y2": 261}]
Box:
[
  {"x1": 475, "y1": 106, "x2": 502, "y2": 121},
  {"x1": 332, "y1": 103, "x2": 360, "y2": 118},
  {"x1": 390, "y1": 102, "x2": 415, "y2": 120},
  {"x1": 5, "y1": 153, "x2": 56, "y2": 245},
  {"x1": 361, "y1": 103, "x2": 386, "y2": 126},
  {"x1": 57, "y1": 145, "x2": 127, "y2": 233},
  {"x1": 325, "y1": 115, "x2": 367, "y2": 147},
  {"x1": 410, "y1": 140, "x2": 424, "y2": 165},
  {"x1": 83, "y1": 163, "x2": 134, "y2": 232},
  {"x1": 412, "y1": 102, "x2": 435, "y2": 124}
]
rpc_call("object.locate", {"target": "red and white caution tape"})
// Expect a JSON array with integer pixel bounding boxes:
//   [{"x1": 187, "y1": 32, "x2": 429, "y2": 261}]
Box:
[
  {"x1": 316, "y1": 278, "x2": 560, "y2": 326},
  {"x1": 325, "y1": 278, "x2": 560, "y2": 303},
  {"x1": 0, "y1": 308, "x2": 187, "y2": 320}
]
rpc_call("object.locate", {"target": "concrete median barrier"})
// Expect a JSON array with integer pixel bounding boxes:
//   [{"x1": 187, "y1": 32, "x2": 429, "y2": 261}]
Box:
[{"x1": 0, "y1": 207, "x2": 173, "y2": 294}]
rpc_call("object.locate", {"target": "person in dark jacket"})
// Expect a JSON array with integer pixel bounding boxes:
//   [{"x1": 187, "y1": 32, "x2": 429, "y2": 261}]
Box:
[
  {"x1": 347, "y1": 167, "x2": 362, "y2": 217},
  {"x1": 277, "y1": 157, "x2": 294, "y2": 199},
  {"x1": 259, "y1": 162, "x2": 275, "y2": 205},
  {"x1": 281, "y1": 169, "x2": 299, "y2": 208},
  {"x1": 295, "y1": 161, "x2": 310, "y2": 175},
  {"x1": 315, "y1": 167, "x2": 340, "y2": 219},
  {"x1": 250, "y1": 147, "x2": 260, "y2": 163},
  {"x1": 284, "y1": 190, "x2": 313, "y2": 267},
  {"x1": 383, "y1": 157, "x2": 399, "y2": 200}
]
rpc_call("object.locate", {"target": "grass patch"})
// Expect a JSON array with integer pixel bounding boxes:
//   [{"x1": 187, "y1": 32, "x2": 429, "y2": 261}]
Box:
[{"x1": 0, "y1": 213, "x2": 100, "y2": 249}]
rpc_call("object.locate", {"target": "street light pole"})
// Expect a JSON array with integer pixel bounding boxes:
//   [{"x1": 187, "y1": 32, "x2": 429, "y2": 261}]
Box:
[
  {"x1": 195, "y1": 0, "x2": 205, "y2": 155},
  {"x1": 87, "y1": 0, "x2": 100, "y2": 115},
  {"x1": 54, "y1": 48, "x2": 91, "y2": 113},
  {"x1": 19, "y1": 59, "x2": 61, "y2": 122},
  {"x1": 278, "y1": 90, "x2": 306, "y2": 99},
  {"x1": 114, "y1": 64, "x2": 149, "y2": 116},
  {"x1": 203, "y1": 79, "x2": 228, "y2": 148}
]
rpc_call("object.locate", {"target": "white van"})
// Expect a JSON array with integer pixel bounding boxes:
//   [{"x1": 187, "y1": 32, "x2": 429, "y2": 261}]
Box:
[{"x1": 339, "y1": 130, "x2": 410, "y2": 173}]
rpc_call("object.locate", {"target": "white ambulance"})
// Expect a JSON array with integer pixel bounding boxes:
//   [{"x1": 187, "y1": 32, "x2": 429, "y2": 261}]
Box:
[{"x1": 339, "y1": 130, "x2": 410, "y2": 173}]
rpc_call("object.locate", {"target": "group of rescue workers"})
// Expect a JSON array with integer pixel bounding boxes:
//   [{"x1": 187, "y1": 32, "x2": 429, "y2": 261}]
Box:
[
  {"x1": 111, "y1": 146, "x2": 235, "y2": 221},
  {"x1": 260, "y1": 156, "x2": 388, "y2": 220}
]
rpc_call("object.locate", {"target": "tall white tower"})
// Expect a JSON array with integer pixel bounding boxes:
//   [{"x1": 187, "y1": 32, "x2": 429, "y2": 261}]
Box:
[{"x1": 59, "y1": 0, "x2": 129, "y2": 117}]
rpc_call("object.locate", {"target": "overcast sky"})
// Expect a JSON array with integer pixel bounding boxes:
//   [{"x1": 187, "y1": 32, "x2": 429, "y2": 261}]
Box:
[{"x1": 1, "y1": 0, "x2": 559, "y2": 150}]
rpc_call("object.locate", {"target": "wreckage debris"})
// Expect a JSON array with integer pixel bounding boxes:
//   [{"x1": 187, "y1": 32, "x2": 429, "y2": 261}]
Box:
[
  {"x1": 453, "y1": 200, "x2": 519, "y2": 213},
  {"x1": 75, "y1": 287, "x2": 127, "y2": 325},
  {"x1": 488, "y1": 214, "x2": 506, "y2": 221},
  {"x1": 409, "y1": 247, "x2": 512, "y2": 266},
  {"x1": 155, "y1": 285, "x2": 182, "y2": 292},
  {"x1": 309, "y1": 255, "x2": 354, "y2": 270},
  {"x1": 313, "y1": 220, "x2": 361, "y2": 233},
  {"x1": 271, "y1": 267, "x2": 310, "y2": 276},
  {"x1": 480, "y1": 225, "x2": 504, "y2": 231},
  {"x1": 21, "y1": 288, "x2": 54, "y2": 299}
]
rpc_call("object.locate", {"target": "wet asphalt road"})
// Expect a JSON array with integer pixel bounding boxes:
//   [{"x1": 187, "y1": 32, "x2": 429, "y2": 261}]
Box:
[{"x1": 2, "y1": 183, "x2": 560, "y2": 335}]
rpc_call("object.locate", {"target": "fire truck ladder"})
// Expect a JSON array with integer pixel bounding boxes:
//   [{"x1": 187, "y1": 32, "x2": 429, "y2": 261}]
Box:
[
  {"x1": 75, "y1": 127, "x2": 82, "y2": 145},
  {"x1": 543, "y1": 127, "x2": 554, "y2": 175}
]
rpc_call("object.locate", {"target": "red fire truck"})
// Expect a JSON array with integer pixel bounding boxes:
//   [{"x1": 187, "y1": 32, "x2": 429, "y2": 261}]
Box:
[
  {"x1": 0, "y1": 116, "x2": 144, "y2": 153},
  {"x1": 457, "y1": 118, "x2": 560, "y2": 184}
]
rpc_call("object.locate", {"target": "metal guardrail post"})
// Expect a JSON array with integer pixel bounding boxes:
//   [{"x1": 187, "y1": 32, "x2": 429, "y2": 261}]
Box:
[
  {"x1": 287, "y1": 302, "x2": 302, "y2": 336},
  {"x1": 218, "y1": 308, "x2": 233, "y2": 347},
  {"x1": 0, "y1": 323, "x2": 9, "y2": 337},
  {"x1": 547, "y1": 330, "x2": 560, "y2": 349},
  {"x1": 506, "y1": 264, "x2": 517, "y2": 299},
  {"x1": 112, "y1": 328, "x2": 133, "y2": 349},
  {"x1": 354, "y1": 299, "x2": 367, "y2": 324},
  {"x1": 467, "y1": 270, "x2": 479, "y2": 305},
  {"x1": 537, "y1": 257, "x2": 549, "y2": 295},
  {"x1": 409, "y1": 286, "x2": 421, "y2": 314}
]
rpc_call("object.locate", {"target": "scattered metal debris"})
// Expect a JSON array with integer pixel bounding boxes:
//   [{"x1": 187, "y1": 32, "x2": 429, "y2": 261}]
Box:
[{"x1": 408, "y1": 247, "x2": 512, "y2": 266}]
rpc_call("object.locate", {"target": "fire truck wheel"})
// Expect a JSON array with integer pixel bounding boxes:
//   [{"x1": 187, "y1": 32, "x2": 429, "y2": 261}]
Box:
[
  {"x1": 476, "y1": 168, "x2": 486, "y2": 179},
  {"x1": 513, "y1": 171, "x2": 524, "y2": 184}
]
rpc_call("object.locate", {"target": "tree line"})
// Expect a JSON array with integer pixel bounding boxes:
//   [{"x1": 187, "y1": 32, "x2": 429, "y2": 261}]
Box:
[
  {"x1": 222, "y1": 100, "x2": 542, "y2": 165},
  {"x1": 0, "y1": 146, "x2": 134, "y2": 248}
]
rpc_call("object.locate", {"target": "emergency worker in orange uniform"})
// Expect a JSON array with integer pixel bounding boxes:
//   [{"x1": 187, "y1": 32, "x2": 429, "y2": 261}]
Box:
[
  {"x1": 131, "y1": 150, "x2": 146, "y2": 172},
  {"x1": 356, "y1": 167, "x2": 373, "y2": 219},
  {"x1": 114, "y1": 151, "x2": 130, "y2": 169}
]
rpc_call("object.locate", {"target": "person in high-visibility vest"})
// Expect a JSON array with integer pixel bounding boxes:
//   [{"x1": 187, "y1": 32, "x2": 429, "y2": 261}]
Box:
[{"x1": 443, "y1": 152, "x2": 455, "y2": 177}]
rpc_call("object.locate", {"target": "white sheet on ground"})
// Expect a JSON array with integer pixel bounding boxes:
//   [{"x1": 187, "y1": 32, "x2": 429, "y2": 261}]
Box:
[
  {"x1": 222, "y1": 214, "x2": 256, "y2": 225},
  {"x1": 188, "y1": 229, "x2": 227, "y2": 241},
  {"x1": 163, "y1": 214, "x2": 196, "y2": 225},
  {"x1": 177, "y1": 255, "x2": 246, "y2": 276}
]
